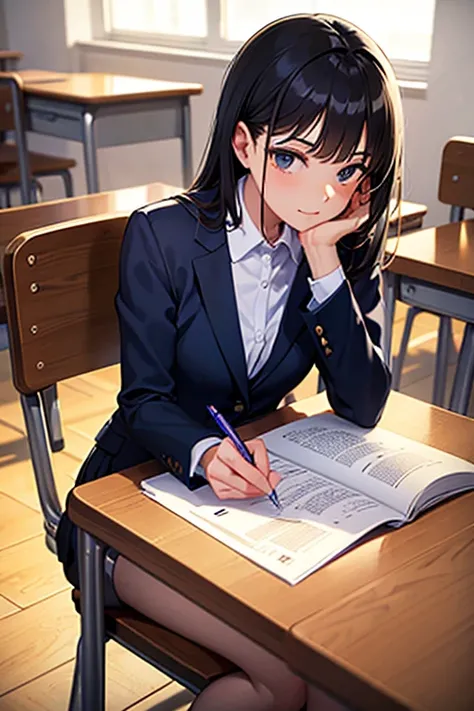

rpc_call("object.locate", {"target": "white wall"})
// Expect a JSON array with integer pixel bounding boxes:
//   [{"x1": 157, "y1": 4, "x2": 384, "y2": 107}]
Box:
[{"x1": 2, "y1": 0, "x2": 474, "y2": 226}]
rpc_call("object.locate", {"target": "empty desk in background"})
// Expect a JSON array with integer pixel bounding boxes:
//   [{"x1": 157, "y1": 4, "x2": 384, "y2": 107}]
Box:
[
  {"x1": 20, "y1": 71, "x2": 203, "y2": 193},
  {"x1": 69, "y1": 391, "x2": 474, "y2": 711},
  {"x1": 0, "y1": 50, "x2": 23, "y2": 71},
  {"x1": 385, "y1": 219, "x2": 474, "y2": 415}
]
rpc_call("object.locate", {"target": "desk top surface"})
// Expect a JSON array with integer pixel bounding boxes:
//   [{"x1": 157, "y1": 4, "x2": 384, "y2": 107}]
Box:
[
  {"x1": 387, "y1": 219, "x2": 474, "y2": 293},
  {"x1": 20, "y1": 70, "x2": 203, "y2": 104},
  {"x1": 0, "y1": 50, "x2": 23, "y2": 60},
  {"x1": 69, "y1": 391, "x2": 474, "y2": 710}
]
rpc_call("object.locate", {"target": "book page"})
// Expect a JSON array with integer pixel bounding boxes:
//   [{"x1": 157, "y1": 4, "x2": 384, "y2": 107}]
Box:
[
  {"x1": 262, "y1": 413, "x2": 474, "y2": 517},
  {"x1": 141, "y1": 466, "x2": 401, "y2": 585}
]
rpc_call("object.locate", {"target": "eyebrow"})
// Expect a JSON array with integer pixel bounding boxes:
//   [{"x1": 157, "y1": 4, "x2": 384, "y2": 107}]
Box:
[{"x1": 272, "y1": 137, "x2": 368, "y2": 159}]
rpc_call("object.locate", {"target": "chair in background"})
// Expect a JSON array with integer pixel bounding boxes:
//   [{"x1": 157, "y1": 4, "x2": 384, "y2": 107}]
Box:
[
  {"x1": 391, "y1": 136, "x2": 474, "y2": 407},
  {"x1": 0, "y1": 72, "x2": 76, "y2": 206},
  {"x1": 3, "y1": 214, "x2": 236, "y2": 710}
]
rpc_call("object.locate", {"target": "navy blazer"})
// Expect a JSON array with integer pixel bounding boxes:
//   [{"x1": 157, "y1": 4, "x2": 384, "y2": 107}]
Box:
[{"x1": 96, "y1": 190, "x2": 391, "y2": 489}]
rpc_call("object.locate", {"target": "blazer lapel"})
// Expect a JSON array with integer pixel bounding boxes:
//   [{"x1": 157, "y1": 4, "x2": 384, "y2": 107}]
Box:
[
  {"x1": 193, "y1": 232, "x2": 249, "y2": 408},
  {"x1": 252, "y1": 258, "x2": 311, "y2": 387}
]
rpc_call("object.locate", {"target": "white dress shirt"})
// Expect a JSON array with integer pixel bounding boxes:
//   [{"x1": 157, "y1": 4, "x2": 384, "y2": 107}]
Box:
[{"x1": 189, "y1": 176, "x2": 345, "y2": 477}]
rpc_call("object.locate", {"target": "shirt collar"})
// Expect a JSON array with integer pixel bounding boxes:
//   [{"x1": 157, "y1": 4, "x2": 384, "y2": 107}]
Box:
[{"x1": 226, "y1": 176, "x2": 301, "y2": 265}]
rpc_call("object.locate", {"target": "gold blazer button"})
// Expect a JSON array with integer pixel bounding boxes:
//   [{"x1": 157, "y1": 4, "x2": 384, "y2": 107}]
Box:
[
  {"x1": 321, "y1": 337, "x2": 328, "y2": 346},
  {"x1": 315, "y1": 325, "x2": 324, "y2": 336},
  {"x1": 325, "y1": 347, "x2": 333, "y2": 357},
  {"x1": 234, "y1": 401, "x2": 245, "y2": 413}
]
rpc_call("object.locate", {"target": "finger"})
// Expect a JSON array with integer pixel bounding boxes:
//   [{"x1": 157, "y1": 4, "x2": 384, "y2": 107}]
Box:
[
  {"x1": 218, "y1": 439, "x2": 273, "y2": 494},
  {"x1": 208, "y1": 458, "x2": 268, "y2": 497},
  {"x1": 247, "y1": 438, "x2": 270, "y2": 477},
  {"x1": 268, "y1": 470, "x2": 282, "y2": 490}
]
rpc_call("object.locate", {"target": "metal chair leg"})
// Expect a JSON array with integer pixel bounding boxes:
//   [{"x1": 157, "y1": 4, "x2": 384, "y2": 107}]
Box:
[
  {"x1": 448, "y1": 323, "x2": 474, "y2": 415},
  {"x1": 432, "y1": 315, "x2": 451, "y2": 407},
  {"x1": 391, "y1": 306, "x2": 421, "y2": 391},
  {"x1": 60, "y1": 169, "x2": 74, "y2": 197},
  {"x1": 40, "y1": 384, "x2": 65, "y2": 452},
  {"x1": 68, "y1": 637, "x2": 83, "y2": 711},
  {"x1": 78, "y1": 529, "x2": 106, "y2": 711},
  {"x1": 20, "y1": 392, "x2": 61, "y2": 544}
]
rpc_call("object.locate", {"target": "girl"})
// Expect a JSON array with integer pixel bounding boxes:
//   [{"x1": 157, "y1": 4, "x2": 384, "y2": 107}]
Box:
[{"x1": 57, "y1": 13, "x2": 403, "y2": 711}]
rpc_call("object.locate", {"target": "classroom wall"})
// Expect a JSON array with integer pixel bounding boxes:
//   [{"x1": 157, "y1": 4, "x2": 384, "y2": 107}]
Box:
[{"x1": 2, "y1": 0, "x2": 474, "y2": 227}]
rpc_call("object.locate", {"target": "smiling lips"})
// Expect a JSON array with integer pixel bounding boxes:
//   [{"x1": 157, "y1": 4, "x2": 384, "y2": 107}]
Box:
[{"x1": 298, "y1": 209, "x2": 320, "y2": 215}]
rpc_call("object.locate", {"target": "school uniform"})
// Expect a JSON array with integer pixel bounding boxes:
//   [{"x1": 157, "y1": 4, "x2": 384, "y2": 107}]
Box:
[{"x1": 56, "y1": 180, "x2": 391, "y2": 596}]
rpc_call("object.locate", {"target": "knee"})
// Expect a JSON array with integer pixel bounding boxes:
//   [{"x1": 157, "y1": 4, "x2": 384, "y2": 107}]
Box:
[{"x1": 255, "y1": 673, "x2": 307, "y2": 711}]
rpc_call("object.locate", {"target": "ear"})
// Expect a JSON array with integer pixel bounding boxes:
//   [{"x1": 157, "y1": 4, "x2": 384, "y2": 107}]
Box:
[{"x1": 232, "y1": 121, "x2": 255, "y2": 168}]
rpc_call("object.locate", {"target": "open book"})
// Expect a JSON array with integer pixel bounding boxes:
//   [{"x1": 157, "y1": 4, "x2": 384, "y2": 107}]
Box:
[{"x1": 141, "y1": 413, "x2": 474, "y2": 584}]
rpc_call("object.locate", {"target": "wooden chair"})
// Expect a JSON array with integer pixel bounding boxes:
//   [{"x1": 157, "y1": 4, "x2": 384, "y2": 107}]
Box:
[
  {"x1": 3, "y1": 214, "x2": 237, "y2": 709},
  {"x1": 392, "y1": 136, "x2": 474, "y2": 406},
  {"x1": 0, "y1": 72, "x2": 76, "y2": 205}
]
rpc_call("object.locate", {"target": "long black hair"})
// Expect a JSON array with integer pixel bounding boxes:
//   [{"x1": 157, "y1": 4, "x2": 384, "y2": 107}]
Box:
[{"x1": 187, "y1": 14, "x2": 403, "y2": 278}]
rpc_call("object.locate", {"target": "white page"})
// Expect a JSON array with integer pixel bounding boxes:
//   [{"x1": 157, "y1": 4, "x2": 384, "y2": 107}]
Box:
[
  {"x1": 263, "y1": 413, "x2": 474, "y2": 516},
  {"x1": 141, "y1": 467, "x2": 400, "y2": 585}
]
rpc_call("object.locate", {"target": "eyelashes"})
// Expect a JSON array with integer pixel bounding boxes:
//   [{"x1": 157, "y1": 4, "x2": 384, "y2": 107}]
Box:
[
  {"x1": 268, "y1": 148, "x2": 308, "y2": 173},
  {"x1": 268, "y1": 148, "x2": 367, "y2": 183}
]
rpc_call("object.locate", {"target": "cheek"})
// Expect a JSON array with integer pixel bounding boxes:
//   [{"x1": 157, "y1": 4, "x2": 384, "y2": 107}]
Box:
[
  {"x1": 264, "y1": 169, "x2": 304, "y2": 206},
  {"x1": 325, "y1": 184, "x2": 356, "y2": 218}
]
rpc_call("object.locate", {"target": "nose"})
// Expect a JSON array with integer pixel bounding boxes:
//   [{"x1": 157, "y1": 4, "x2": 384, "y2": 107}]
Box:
[{"x1": 322, "y1": 183, "x2": 335, "y2": 202}]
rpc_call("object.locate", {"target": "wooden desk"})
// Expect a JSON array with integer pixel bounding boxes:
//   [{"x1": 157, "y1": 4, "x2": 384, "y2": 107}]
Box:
[
  {"x1": 69, "y1": 391, "x2": 474, "y2": 710},
  {"x1": 288, "y1": 523, "x2": 474, "y2": 711},
  {"x1": 385, "y1": 220, "x2": 474, "y2": 413},
  {"x1": 0, "y1": 51, "x2": 23, "y2": 71},
  {"x1": 20, "y1": 71, "x2": 203, "y2": 192},
  {"x1": 387, "y1": 200, "x2": 427, "y2": 236}
]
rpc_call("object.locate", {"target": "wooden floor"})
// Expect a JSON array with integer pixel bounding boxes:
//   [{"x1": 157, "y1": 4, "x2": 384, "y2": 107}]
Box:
[{"x1": 0, "y1": 303, "x2": 472, "y2": 710}]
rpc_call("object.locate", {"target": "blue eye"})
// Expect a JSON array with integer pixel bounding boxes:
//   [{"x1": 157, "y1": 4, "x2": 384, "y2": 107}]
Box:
[
  {"x1": 337, "y1": 165, "x2": 363, "y2": 183},
  {"x1": 269, "y1": 149, "x2": 306, "y2": 174},
  {"x1": 274, "y1": 152, "x2": 295, "y2": 170}
]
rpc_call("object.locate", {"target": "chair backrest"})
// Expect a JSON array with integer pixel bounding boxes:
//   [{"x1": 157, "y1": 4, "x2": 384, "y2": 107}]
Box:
[
  {"x1": 4, "y1": 214, "x2": 128, "y2": 395},
  {"x1": 0, "y1": 72, "x2": 32, "y2": 203},
  {"x1": 438, "y1": 136, "x2": 474, "y2": 219}
]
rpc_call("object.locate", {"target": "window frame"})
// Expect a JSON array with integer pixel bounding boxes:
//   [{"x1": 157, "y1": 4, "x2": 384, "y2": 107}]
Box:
[{"x1": 93, "y1": 0, "x2": 434, "y2": 84}]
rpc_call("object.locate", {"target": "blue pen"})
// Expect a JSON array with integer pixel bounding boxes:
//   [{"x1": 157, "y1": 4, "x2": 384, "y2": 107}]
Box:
[{"x1": 207, "y1": 404, "x2": 282, "y2": 510}]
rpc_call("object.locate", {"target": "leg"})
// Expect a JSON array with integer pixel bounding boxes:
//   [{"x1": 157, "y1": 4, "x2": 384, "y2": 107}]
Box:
[
  {"x1": 448, "y1": 323, "x2": 474, "y2": 415},
  {"x1": 391, "y1": 306, "x2": 420, "y2": 391},
  {"x1": 68, "y1": 637, "x2": 83, "y2": 711},
  {"x1": 382, "y1": 270, "x2": 398, "y2": 370},
  {"x1": 81, "y1": 110, "x2": 100, "y2": 194},
  {"x1": 181, "y1": 97, "x2": 193, "y2": 188},
  {"x1": 60, "y1": 169, "x2": 74, "y2": 197},
  {"x1": 40, "y1": 384, "x2": 65, "y2": 452},
  {"x1": 432, "y1": 315, "x2": 451, "y2": 407},
  {"x1": 114, "y1": 557, "x2": 306, "y2": 711},
  {"x1": 78, "y1": 529, "x2": 106, "y2": 711}
]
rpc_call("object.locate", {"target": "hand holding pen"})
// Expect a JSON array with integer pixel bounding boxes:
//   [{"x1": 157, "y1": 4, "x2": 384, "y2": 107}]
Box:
[{"x1": 203, "y1": 405, "x2": 282, "y2": 509}]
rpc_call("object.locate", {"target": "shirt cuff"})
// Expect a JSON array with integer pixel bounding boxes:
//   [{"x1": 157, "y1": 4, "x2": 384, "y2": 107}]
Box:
[
  {"x1": 307, "y1": 265, "x2": 345, "y2": 310},
  {"x1": 189, "y1": 436, "x2": 222, "y2": 480}
]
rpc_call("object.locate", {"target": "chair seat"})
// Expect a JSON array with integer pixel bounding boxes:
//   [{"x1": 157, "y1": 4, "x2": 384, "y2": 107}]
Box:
[
  {"x1": 72, "y1": 589, "x2": 237, "y2": 690},
  {"x1": 0, "y1": 142, "x2": 76, "y2": 183}
]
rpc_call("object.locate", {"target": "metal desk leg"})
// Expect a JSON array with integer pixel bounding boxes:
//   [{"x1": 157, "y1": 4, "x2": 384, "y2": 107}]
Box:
[
  {"x1": 432, "y1": 315, "x2": 452, "y2": 407},
  {"x1": 81, "y1": 111, "x2": 100, "y2": 194},
  {"x1": 181, "y1": 97, "x2": 193, "y2": 188},
  {"x1": 448, "y1": 323, "x2": 474, "y2": 415},
  {"x1": 383, "y1": 270, "x2": 398, "y2": 371},
  {"x1": 77, "y1": 529, "x2": 105, "y2": 711}
]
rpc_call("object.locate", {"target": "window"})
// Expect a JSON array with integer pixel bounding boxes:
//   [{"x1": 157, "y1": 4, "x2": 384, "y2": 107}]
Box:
[{"x1": 99, "y1": 0, "x2": 437, "y2": 80}]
